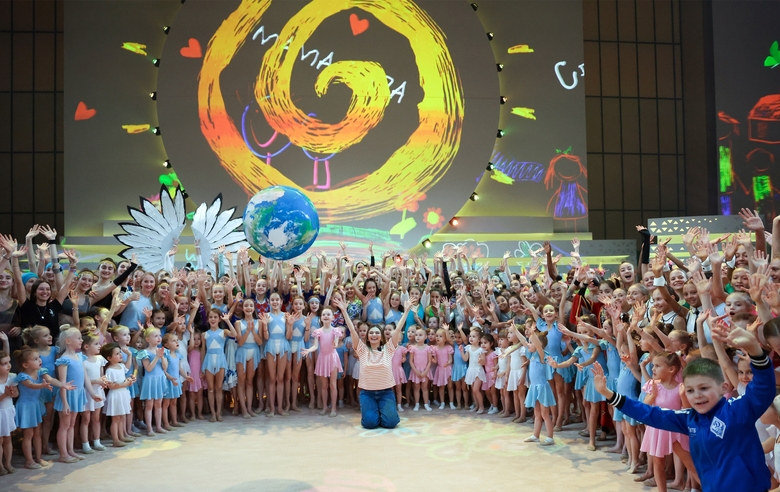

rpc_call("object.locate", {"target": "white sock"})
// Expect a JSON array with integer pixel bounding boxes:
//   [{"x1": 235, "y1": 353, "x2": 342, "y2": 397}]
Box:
[
  {"x1": 82, "y1": 443, "x2": 92, "y2": 450},
  {"x1": 93, "y1": 439, "x2": 101, "y2": 447}
]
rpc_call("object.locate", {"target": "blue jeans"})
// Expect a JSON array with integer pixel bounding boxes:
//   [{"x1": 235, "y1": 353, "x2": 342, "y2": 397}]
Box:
[{"x1": 359, "y1": 388, "x2": 400, "y2": 429}]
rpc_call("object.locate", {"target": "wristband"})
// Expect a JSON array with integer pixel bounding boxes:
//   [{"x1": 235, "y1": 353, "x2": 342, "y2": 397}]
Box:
[
  {"x1": 652, "y1": 276, "x2": 666, "y2": 287},
  {"x1": 573, "y1": 280, "x2": 581, "y2": 287}
]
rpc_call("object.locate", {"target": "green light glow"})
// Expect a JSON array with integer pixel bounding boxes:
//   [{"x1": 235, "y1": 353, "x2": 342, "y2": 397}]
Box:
[{"x1": 719, "y1": 145, "x2": 732, "y2": 192}]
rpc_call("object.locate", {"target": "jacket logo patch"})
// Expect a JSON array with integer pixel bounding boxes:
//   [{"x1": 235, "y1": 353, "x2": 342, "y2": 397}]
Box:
[{"x1": 710, "y1": 416, "x2": 726, "y2": 439}]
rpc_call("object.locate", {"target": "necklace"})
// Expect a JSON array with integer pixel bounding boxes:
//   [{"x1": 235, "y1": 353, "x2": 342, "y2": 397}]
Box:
[{"x1": 35, "y1": 303, "x2": 48, "y2": 320}]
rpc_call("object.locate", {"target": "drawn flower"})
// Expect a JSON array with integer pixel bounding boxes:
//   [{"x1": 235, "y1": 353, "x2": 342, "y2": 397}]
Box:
[{"x1": 423, "y1": 207, "x2": 444, "y2": 229}]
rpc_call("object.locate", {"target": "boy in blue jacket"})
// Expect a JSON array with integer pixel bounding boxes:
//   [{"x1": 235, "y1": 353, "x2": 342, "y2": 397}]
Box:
[{"x1": 591, "y1": 323, "x2": 774, "y2": 492}]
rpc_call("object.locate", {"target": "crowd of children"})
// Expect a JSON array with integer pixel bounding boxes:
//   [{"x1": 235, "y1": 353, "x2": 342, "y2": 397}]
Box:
[{"x1": 0, "y1": 216, "x2": 777, "y2": 491}]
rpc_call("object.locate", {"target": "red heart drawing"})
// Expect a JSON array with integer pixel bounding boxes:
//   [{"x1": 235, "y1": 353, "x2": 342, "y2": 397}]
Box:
[
  {"x1": 74, "y1": 101, "x2": 96, "y2": 121},
  {"x1": 180, "y1": 38, "x2": 202, "y2": 58},
  {"x1": 349, "y1": 13, "x2": 369, "y2": 36}
]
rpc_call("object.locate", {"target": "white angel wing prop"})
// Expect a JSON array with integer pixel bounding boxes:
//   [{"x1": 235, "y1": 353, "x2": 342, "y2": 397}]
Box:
[
  {"x1": 115, "y1": 186, "x2": 186, "y2": 272},
  {"x1": 190, "y1": 194, "x2": 248, "y2": 274}
]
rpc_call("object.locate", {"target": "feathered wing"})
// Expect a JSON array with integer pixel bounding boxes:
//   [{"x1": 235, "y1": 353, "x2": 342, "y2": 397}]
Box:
[
  {"x1": 115, "y1": 186, "x2": 186, "y2": 272},
  {"x1": 190, "y1": 194, "x2": 248, "y2": 274}
]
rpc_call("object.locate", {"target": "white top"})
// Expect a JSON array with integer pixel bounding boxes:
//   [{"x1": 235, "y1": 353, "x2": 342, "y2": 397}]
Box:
[
  {"x1": 510, "y1": 347, "x2": 526, "y2": 371},
  {"x1": 0, "y1": 373, "x2": 17, "y2": 409},
  {"x1": 83, "y1": 356, "x2": 107, "y2": 387},
  {"x1": 465, "y1": 345, "x2": 484, "y2": 369}
]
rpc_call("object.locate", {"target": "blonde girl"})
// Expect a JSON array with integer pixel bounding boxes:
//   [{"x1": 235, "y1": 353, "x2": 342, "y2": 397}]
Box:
[
  {"x1": 54, "y1": 327, "x2": 102, "y2": 463},
  {"x1": 22, "y1": 325, "x2": 58, "y2": 455},
  {"x1": 136, "y1": 327, "x2": 167, "y2": 436},
  {"x1": 13, "y1": 346, "x2": 73, "y2": 469}
]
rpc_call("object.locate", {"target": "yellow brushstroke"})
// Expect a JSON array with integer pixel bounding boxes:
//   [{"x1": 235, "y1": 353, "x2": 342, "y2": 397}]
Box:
[
  {"x1": 122, "y1": 124, "x2": 151, "y2": 134},
  {"x1": 121, "y1": 42, "x2": 147, "y2": 56},
  {"x1": 198, "y1": 0, "x2": 465, "y2": 222},
  {"x1": 490, "y1": 170, "x2": 515, "y2": 185},
  {"x1": 511, "y1": 107, "x2": 536, "y2": 120},
  {"x1": 508, "y1": 44, "x2": 533, "y2": 54}
]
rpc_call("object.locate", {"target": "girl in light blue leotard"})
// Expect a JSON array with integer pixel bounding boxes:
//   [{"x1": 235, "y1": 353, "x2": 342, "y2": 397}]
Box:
[
  {"x1": 262, "y1": 293, "x2": 291, "y2": 416},
  {"x1": 201, "y1": 308, "x2": 236, "y2": 422},
  {"x1": 234, "y1": 298, "x2": 263, "y2": 418},
  {"x1": 288, "y1": 296, "x2": 309, "y2": 412}
]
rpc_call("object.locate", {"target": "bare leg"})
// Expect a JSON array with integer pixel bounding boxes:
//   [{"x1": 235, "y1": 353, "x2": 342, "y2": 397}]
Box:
[
  {"x1": 472, "y1": 378, "x2": 484, "y2": 413},
  {"x1": 214, "y1": 369, "x2": 225, "y2": 420},
  {"x1": 42, "y1": 402, "x2": 54, "y2": 453},
  {"x1": 290, "y1": 354, "x2": 302, "y2": 411},
  {"x1": 236, "y1": 363, "x2": 250, "y2": 417},
  {"x1": 22, "y1": 428, "x2": 35, "y2": 466},
  {"x1": 328, "y1": 369, "x2": 338, "y2": 416},
  {"x1": 206, "y1": 372, "x2": 217, "y2": 421},
  {"x1": 143, "y1": 399, "x2": 154, "y2": 434},
  {"x1": 79, "y1": 411, "x2": 91, "y2": 448},
  {"x1": 305, "y1": 356, "x2": 316, "y2": 409},
  {"x1": 254, "y1": 361, "x2": 266, "y2": 412},
  {"x1": 161, "y1": 400, "x2": 171, "y2": 430},
  {"x1": 275, "y1": 354, "x2": 288, "y2": 415},
  {"x1": 154, "y1": 399, "x2": 164, "y2": 432},
  {"x1": 541, "y1": 403, "x2": 554, "y2": 439},
  {"x1": 653, "y1": 456, "x2": 667, "y2": 492}
]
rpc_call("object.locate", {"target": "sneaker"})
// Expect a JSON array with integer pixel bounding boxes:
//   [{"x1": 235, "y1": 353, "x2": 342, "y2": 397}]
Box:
[
  {"x1": 131, "y1": 426, "x2": 142, "y2": 435},
  {"x1": 487, "y1": 407, "x2": 499, "y2": 415},
  {"x1": 540, "y1": 437, "x2": 555, "y2": 446},
  {"x1": 424, "y1": 404, "x2": 432, "y2": 411},
  {"x1": 397, "y1": 404, "x2": 404, "y2": 413},
  {"x1": 403, "y1": 403, "x2": 409, "y2": 408},
  {"x1": 135, "y1": 420, "x2": 147, "y2": 430},
  {"x1": 449, "y1": 402, "x2": 456, "y2": 410},
  {"x1": 439, "y1": 403, "x2": 445, "y2": 410},
  {"x1": 469, "y1": 403, "x2": 476, "y2": 410},
  {"x1": 523, "y1": 435, "x2": 540, "y2": 443},
  {"x1": 433, "y1": 400, "x2": 440, "y2": 406},
  {"x1": 414, "y1": 403, "x2": 420, "y2": 412},
  {"x1": 338, "y1": 400, "x2": 344, "y2": 409}
]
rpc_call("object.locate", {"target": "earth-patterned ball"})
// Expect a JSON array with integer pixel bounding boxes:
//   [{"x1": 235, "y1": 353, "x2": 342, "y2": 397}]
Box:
[{"x1": 242, "y1": 186, "x2": 319, "y2": 260}]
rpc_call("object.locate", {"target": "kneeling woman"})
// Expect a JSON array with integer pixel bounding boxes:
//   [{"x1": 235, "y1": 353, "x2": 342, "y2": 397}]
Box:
[{"x1": 334, "y1": 299, "x2": 405, "y2": 429}]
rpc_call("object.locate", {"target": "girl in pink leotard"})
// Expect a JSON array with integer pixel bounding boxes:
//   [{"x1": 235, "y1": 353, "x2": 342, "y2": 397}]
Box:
[
  {"x1": 641, "y1": 351, "x2": 694, "y2": 492},
  {"x1": 432, "y1": 328, "x2": 454, "y2": 410},
  {"x1": 408, "y1": 328, "x2": 433, "y2": 412},
  {"x1": 479, "y1": 333, "x2": 499, "y2": 415},
  {"x1": 301, "y1": 307, "x2": 343, "y2": 417}
]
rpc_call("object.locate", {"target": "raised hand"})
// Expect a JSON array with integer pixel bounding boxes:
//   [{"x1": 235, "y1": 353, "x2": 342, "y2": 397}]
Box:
[
  {"x1": 681, "y1": 227, "x2": 699, "y2": 247},
  {"x1": 40, "y1": 225, "x2": 57, "y2": 241},
  {"x1": 711, "y1": 320, "x2": 761, "y2": 352},
  {"x1": 26, "y1": 225, "x2": 41, "y2": 240},
  {"x1": 739, "y1": 208, "x2": 765, "y2": 231},
  {"x1": 590, "y1": 362, "x2": 609, "y2": 396}
]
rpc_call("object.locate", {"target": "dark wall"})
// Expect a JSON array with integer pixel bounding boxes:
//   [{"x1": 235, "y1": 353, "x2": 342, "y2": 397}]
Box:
[
  {"x1": 0, "y1": 0, "x2": 65, "y2": 241},
  {"x1": 583, "y1": 0, "x2": 716, "y2": 240}
]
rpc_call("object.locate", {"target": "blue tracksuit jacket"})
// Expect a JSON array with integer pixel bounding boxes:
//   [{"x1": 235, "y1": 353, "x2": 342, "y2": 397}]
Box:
[{"x1": 609, "y1": 352, "x2": 774, "y2": 492}]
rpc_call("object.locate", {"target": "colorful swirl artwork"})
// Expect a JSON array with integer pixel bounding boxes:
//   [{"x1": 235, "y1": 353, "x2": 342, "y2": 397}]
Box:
[{"x1": 198, "y1": 0, "x2": 465, "y2": 222}]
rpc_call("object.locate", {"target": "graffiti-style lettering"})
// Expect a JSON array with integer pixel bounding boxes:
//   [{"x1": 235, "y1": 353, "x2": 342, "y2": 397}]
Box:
[
  {"x1": 252, "y1": 25, "x2": 406, "y2": 103},
  {"x1": 555, "y1": 61, "x2": 583, "y2": 90}
]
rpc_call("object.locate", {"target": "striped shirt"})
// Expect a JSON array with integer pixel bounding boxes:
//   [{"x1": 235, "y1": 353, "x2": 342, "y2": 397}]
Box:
[{"x1": 354, "y1": 338, "x2": 397, "y2": 390}]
